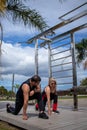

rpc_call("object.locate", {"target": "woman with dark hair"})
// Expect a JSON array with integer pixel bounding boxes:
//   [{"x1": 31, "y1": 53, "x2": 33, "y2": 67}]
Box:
[{"x1": 35, "y1": 78, "x2": 59, "y2": 115}]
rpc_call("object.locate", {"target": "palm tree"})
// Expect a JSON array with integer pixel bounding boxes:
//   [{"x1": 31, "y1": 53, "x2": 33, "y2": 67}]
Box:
[
  {"x1": 0, "y1": 0, "x2": 48, "y2": 49},
  {"x1": 80, "y1": 77, "x2": 87, "y2": 86},
  {"x1": 0, "y1": 0, "x2": 48, "y2": 31},
  {"x1": 75, "y1": 38, "x2": 87, "y2": 69},
  {"x1": 0, "y1": 0, "x2": 48, "y2": 78},
  {"x1": 14, "y1": 84, "x2": 20, "y2": 93}
]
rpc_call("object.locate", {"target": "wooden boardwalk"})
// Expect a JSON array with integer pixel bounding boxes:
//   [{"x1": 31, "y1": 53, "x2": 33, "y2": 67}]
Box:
[{"x1": 0, "y1": 101, "x2": 87, "y2": 130}]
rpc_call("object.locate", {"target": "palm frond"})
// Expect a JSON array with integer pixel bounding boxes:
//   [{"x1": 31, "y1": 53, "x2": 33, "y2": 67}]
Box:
[
  {"x1": 6, "y1": 0, "x2": 48, "y2": 31},
  {"x1": 75, "y1": 38, "x2": 87, "y2": 63},
  {"x1": 0, "y1": 0, "x2": 6, "y2": 16}
]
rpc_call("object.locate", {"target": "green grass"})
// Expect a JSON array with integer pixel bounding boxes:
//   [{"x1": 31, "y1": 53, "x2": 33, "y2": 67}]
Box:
[
  {"x1": 77, "y1": 95, "x2": 87, "y2": 98},
  {"x1": 0, "y1": 121, "x2": 21, "y2": 130},
  {"x1": 0, "y1": 95, "x2": 87, "y2": 102},
  {"x1": 59, "y1": 95, "x2": 87, "y2": 99}
]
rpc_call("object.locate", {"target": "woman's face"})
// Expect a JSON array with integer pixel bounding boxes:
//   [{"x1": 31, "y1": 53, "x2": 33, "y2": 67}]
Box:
[{"x1": 50, "y1": 81, "x2": 56, "y2": 89}]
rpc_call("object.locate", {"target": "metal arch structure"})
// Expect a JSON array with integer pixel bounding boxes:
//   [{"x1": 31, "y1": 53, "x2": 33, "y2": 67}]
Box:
[{"x1": 26, "y1": 2, "x2": 87, "y2": 110}]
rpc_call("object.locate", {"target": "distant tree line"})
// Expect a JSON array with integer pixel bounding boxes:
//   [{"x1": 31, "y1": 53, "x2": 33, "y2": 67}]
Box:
[
  {"x1": 0, "y1": 84, "x2": 20, "y2": 99},
  {"x1": 0, "y1": 86, "x2": 15, "y2": 98},
  {"x1": 0, "y1": 78, "x2": 87, "y2": 98},
  {"x1": 57, "y1": 77, "x2": 87, "y2": 96}
]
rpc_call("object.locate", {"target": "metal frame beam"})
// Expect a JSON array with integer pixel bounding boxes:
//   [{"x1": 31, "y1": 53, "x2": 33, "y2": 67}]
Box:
[
  {"x1": 40, "y1": 23, "x2": 87, "y2": 47},
  {"x1": 27, "y1": 8, "x2": 87, "y2": 44},
  {"x1": 59, "y1": 2, "x2": 87, "y2": 20}
]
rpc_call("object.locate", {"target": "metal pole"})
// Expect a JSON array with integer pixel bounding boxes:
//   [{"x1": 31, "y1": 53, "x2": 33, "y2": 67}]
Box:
[
  {"x1": 48, "y1": 43, "x2": 52, "y2": 79},
  {"x1": 71, "y1": 33, "x2": 78, "y2": 110},
  {"x1": 12, "y1": 73, "x2": 14, "y2": 99},
  {"x1": 0, "y1": 22, "x2": 3, "y2": 79},
  {"x1": 0, "y1": 43, "x2": 2, "y2": 79},
  {"x1": 35, "y1": 39, "x2": 38, "y2": 75}
]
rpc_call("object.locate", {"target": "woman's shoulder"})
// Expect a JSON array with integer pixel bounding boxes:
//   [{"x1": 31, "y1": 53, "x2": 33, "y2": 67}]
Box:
[{"x1": 45, "y1": 85, "x2": 50, "y2": 92}]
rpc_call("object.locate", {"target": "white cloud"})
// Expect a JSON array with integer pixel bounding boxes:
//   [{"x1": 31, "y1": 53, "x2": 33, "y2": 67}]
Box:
[
  {"x1": 1, "y1": 41, "x2": 48, "y2": 76},
  {"x1": 0, "y1": 41, "x2": 49, "y2": 90},
  {"x1": 2, "y1": 43, "x2": 34, "y2": 75}
]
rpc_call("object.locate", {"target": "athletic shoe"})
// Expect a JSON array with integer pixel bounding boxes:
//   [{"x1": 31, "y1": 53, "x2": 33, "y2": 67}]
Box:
[
  {"x1": 38, "y1": 112, "x2": 49, "y2": 119},
  {"x1": 53, "y1": 110, "x2": 60, "y2": 114},
  {"x1": 6, "y1": 103, "x2": 11, "y2": 113}
]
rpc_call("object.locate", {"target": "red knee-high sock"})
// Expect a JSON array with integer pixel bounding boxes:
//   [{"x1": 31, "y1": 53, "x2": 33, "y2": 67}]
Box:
[
  {"x1": 35, "y1": 103, "x2": 39, "y2": 109},
  {"x1": 53, "y1": 103, "x2": 58, "y2": 111}
]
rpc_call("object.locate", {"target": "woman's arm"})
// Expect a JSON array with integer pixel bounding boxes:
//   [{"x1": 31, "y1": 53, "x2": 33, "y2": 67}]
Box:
[{"x1": 45, "y1": 86, "x2": 51, "y2": 115}]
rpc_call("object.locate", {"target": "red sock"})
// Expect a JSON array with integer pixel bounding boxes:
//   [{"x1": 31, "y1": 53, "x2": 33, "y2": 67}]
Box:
[
  {"x1": 35, "y1": 103, "x2": 39, "y2": 109},
  {"x1": 53, "y1": 103, "x2": 58, "y2": 111}
]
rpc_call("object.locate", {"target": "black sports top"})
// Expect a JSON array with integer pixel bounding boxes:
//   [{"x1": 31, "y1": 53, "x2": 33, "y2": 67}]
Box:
[
  {"x1": 16, "y1": 79, "x2": 36, "y2": 101},
  {"x1": 42, "y1": 86, "x2": 56, "y2": 96}
]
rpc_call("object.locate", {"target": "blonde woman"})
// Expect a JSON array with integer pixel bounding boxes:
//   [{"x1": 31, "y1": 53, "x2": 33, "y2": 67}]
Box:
[{"x1": 35, "y1": 78, "x2": 59, "y2": 115}]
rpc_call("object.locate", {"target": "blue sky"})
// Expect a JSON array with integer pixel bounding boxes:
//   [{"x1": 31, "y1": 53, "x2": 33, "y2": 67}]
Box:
[{"x1": 0, "y1": 0, "x2": 87, "y2": 91}]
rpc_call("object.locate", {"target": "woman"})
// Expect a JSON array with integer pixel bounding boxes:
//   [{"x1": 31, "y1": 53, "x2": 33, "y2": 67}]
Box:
[{"x1": 35, "y1": 78, "x2": 59, "y2": 115}]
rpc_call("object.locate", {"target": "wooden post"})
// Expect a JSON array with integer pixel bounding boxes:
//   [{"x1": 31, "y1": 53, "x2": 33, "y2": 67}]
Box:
[
  {"x1": 0, "y1": 43, "x2": 2, "y2": 79},
  {"x1": 71, "y1": 33, "x2": 78, "y2": 110},
  {"x1": 48, "y1": 43, "x2": 52, "y2": 79},
  {"x1": 0, "y1": 22, "x2": 3, "y2": 79},
  {"x1": 35, "y1": 39, "x2": 38, "y2": 75},
  {"x1": 12, "y1": 73, "x2": 14, "y2": 99}
]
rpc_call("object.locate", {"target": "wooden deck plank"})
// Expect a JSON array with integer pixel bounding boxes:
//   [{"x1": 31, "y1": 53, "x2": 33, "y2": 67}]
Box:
[{"x1": 0, "y1": 101, "x2": 87, "y2": 130}]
